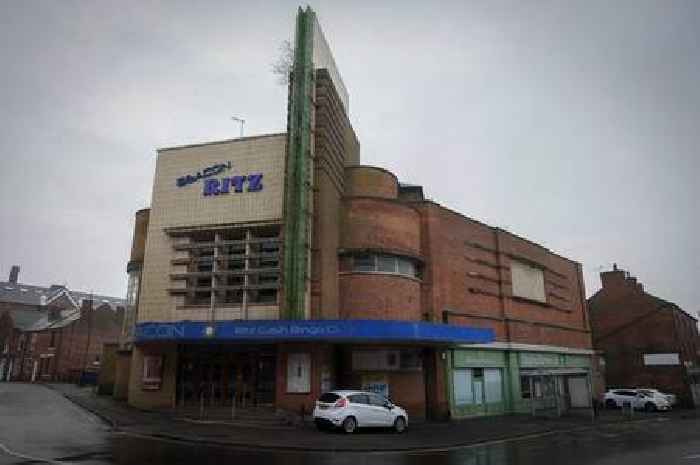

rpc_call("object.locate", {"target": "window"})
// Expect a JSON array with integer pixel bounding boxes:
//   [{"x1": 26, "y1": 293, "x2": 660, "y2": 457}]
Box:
[
  {"x1": 348, "y1": 394, "x2": 370, "y2": 405},
  {"x1": 377, "y1": 255, "x2": 396, "y2": 273},
  {"x1": 49, "y1": 331, "x2": 56, "y2": 348},
  {"x1": 126, "y1": 272, "x2": 140, "y2": 306},
  {"x1": 350, "y1": 253, "x2": 420, "y2": 278},
  {"x1": 520, "y1": 376, "x2": 532, "y2": 399},
  {"x1": 484, "y1": 368, "x2": 503, "y2": 403},
  {"x1": 511, "y1": 259, "x2": 546, "y2": 303},
  {"x1": 455, "y1": 368, "x2": 503, "y2": 405},
  {"x1": 319, "y1": 392, "x2": 340, "y2": 403},
  {"x1": 397, "y1": 258, "x2": 415, "y2": 276},
  {"x1": 453, "y1": 369, "x2": 474, "y2": 405},
  {"x1": 368, "y1": 393, "x2": 387, "y2": 406},
  {"x1": 354, "y1": 254, "x2": 374, "y2": 272}
]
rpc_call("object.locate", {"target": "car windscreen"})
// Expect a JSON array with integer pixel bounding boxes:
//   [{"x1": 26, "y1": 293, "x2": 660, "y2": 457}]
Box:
[{"x1": 318, "y1": 393, "x2": 341, "y2": 403}]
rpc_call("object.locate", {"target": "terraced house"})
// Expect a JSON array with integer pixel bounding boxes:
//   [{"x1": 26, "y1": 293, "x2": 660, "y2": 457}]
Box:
[
  {"x1": 0, "y1": 266, "x2": 125, "y2": 383},
  {"x1": 119, "y1": 6, "x2": 599, "y2": 420}
]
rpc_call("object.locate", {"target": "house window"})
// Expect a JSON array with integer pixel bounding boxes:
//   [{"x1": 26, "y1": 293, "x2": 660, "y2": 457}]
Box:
[
  {"x1": 49, "y1": 331, "x2": 56, "y2": 348},
  {"x1": 511, "y1": 259, "x2": 546, "y2": 303}
]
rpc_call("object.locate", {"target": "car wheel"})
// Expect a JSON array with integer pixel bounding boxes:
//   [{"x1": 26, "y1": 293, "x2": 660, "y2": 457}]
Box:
[
  {"x1": 644, "y1": 402, "x2": 656, "y2": 413},
  {"x1": 342, "y1": 416, "x2": 357, "y2": 434},
  {"x1": 394, "y1": 416, "x2": 407, "y2": 434},
  {"x1": 605, "y1": 399, "x2": 617, "y2": 409}
]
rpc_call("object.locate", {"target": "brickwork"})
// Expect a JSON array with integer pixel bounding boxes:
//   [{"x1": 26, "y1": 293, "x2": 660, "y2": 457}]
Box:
[
  {"x1": 339, "y1": 274, "x2": 422, "y2": 321},
  {"x1": 29, "y1": 301, "x2": 124, "y2": 382},
  {"x1": 341, "y1": 197, "x2": 422, "y2": 257},
  {"x1": 589, "y1": 267, "x2": 700, "y2": 405},
  {"x1": 414, "y1": 202, "x2": 591, "y2": 349},
  {"x1": 310, "y1": 70, "x2": 359, "y2": 319},
  {"x1": 344, "y1": 166, "x2": 398, "y2": 199}
]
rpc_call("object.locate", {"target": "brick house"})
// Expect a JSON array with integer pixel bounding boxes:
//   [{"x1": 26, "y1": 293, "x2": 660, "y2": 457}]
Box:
[
  {"x1": 588, "y1": 265, "x2": 700, "y2": 406},
  {"x1": 0, "y1": 266, "x2": 125, "y2": 382}
]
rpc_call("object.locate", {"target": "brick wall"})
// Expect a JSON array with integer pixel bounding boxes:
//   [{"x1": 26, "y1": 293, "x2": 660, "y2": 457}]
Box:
[
  {"x1": 30, "y1": 302, "x2": 124, "y2": 382},
  {"x1": 339, "y1": 274, "x2": 422, "y2": 321},
  {"x1": 415, "y1": 202, "x2": 591, "y2": 349},
  {"x1": 589, "y1": 268, "x2": 700, "y2": 405}
]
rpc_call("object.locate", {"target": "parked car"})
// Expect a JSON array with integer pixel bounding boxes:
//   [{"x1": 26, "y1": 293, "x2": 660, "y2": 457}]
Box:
[
  {"x1": 636, "y1": 388, "x2": 678, "y2": 406},
  {"x1": 602, "y1": 389, "x2": 671, "y2": 412},
  {"x1": 313, "y1": 390, "x2": 408, "y2": 433}
]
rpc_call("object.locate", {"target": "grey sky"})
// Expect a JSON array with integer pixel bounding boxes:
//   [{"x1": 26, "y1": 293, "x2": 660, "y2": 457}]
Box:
[{"x1": 1, "y1": 0, "x2": 698, "y2": 315}]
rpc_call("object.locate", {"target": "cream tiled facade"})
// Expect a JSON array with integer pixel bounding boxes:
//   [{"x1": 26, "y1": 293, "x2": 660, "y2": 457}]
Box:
[{"x1": 138, "y1": 134, "x2": 286, "y2": 323}]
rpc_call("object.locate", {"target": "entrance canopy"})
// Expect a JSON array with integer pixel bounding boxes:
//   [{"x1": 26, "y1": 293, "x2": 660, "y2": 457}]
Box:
[{"x1": 135, "y1": 319, "x2": 494, "y2": 345}]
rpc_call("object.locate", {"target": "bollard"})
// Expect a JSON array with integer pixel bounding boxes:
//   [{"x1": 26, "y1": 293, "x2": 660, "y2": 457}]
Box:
[{"x1": 200, "y1": 391, "x2": 204, "y2": 418}]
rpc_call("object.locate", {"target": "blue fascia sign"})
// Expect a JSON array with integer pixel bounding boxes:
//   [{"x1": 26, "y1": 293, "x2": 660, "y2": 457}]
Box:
[
  {"x1": 175, "y1": 161, "x2": 263, "y2": 196},
  {"x1": 134, "y1": 319, "x2": 494, "y2": 345}
]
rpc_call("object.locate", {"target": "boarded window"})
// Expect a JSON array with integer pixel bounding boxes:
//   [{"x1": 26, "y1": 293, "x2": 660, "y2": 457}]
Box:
[{"x1": 511, "y1": 260, "x2": 546, "y2": 303}]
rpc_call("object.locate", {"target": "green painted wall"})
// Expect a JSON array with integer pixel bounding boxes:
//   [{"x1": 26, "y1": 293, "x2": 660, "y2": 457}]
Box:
[
  {"x1": 447, "y1": 348, "x2": 593, "y2": 418},
  {"x1": 282, "y1": 7, "x2": 315, "y2": 320}
]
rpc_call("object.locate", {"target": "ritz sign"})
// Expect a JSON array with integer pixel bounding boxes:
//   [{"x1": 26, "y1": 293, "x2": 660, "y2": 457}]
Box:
[{"x1": 176, "y1": 161, "x2": 263, "y2": 196}]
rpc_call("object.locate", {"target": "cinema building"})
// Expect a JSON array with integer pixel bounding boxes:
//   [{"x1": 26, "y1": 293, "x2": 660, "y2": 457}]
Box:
[{"x1": 123, "y1": 7, "x2": 598, "y2": 420}]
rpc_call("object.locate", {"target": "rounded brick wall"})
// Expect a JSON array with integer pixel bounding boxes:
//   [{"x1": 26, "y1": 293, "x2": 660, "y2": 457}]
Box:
[
  {"x1": 345, "y1": 166, "x2": 398, "y2": 199},
  {"x1": 339, "y1": 273, "x2": 422, "y2": 321},
  {"x1": 341, "y1": 198, "x2": 421, "y2": 256}
]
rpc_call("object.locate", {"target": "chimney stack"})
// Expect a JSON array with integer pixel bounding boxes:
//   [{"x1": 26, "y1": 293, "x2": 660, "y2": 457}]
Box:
[
  {"x1": 600, "y1": 264, "x2": 626, "y2": 290},
  {"x1": 8, "y1": 265, "x2": 19, "y2": 284}
]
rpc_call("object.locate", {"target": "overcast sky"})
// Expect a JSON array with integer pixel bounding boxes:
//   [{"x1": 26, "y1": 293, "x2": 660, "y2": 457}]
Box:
[{"x1": 1, "y1": 0, "x2": 698, "y2": 314}]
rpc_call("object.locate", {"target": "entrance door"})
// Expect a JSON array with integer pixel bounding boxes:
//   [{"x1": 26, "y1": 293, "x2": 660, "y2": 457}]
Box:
[
  {"x1": 568, "y1": 377, "x2": 590, "y2": 408},
  {"x1": 473, "y1": 379, "x2": 484, "y2": 406},
  {"x1": 255, "y1": 356, "x2": 276, "y2": 405}
]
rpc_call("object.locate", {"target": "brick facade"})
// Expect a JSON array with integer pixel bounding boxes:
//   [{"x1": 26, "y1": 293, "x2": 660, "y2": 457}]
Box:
[{"x1": 589, "y1": 266, "x2": 700, "y2": 406}]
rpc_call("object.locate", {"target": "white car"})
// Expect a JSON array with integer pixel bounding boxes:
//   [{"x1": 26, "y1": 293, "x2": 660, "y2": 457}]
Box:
[
  {"x1": 603, "y1": 389, "x2": 671, "y2": 412},
  {"x1": 636, "y1": 388, "x2": 678, "y2": 406},
  {"x1": 313, "y1": 390, "x2": 408, "y2": 433}
]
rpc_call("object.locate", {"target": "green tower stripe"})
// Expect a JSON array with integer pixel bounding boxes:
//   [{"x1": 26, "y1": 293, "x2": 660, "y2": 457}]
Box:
[{"x1": 282, "y1": 7, "x2": 315, "y2": 320}]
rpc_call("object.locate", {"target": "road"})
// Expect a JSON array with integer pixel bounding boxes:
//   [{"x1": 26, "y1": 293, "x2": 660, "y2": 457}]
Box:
[{"x1": 1, "y1": 383, "x2": 699, "y2": 464}]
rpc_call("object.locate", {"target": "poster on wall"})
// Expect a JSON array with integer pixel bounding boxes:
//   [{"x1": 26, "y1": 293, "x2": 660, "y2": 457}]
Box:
[
  {"x1": 362, "y1": 373, "x2": 389, "y2": 398},
  {"x1": 286, "y1": 353, "x2": 311, "y2": 393},
  {"x1": 142, "y1": 355, "x2": 164, "y2": 391}
]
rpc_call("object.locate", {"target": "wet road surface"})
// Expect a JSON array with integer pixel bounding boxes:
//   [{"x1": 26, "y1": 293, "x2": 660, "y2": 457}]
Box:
[{"x1": 1, "y1": 383, "x2": 700, "y2": 465}]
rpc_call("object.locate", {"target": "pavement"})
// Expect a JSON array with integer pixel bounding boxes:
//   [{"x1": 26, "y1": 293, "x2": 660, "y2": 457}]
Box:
[{"x1": 43, "y1": 382, "x2": 692, "y2": 453}]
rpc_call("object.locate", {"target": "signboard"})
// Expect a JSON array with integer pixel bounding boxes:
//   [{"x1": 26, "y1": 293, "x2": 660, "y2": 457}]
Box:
[
  {"x1": 135, "y1": 319, "x2": 494, "y2": 344},
  {"x1": 643, "y1": 353, "x2": 680, "y2": 366},
  {"x1": 175, "y1": 161, "x2": 264, "y2": 196},
  {"x1": 362, "y1": 374, "x2": 389, "y2": 398}
]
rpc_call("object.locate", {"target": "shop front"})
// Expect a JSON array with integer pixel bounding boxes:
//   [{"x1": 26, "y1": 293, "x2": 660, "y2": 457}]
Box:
[
  {"x1": 448, "y1": 346, "x2": 595, "y2": 418},
  {"x1": 132, "y1": 319, "x2": 494, "y2": 417}
]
